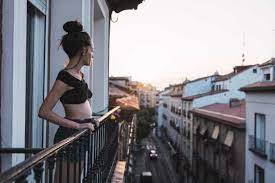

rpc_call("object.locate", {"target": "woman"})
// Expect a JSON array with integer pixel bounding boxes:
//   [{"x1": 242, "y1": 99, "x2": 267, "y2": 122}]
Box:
[{"x1": 38, "y1": 21, "x2": 96, "y2": 183}]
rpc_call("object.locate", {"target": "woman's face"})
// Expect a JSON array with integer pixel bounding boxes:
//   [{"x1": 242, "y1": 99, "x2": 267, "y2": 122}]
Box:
[{"x1": 82, "y1": 46, "x2": 94, "y2": 66}]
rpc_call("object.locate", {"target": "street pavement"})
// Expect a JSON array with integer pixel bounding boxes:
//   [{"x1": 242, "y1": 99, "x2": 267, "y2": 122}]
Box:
[{"x1": 133, "y1": 131, "x2": 181, "y2": 183}]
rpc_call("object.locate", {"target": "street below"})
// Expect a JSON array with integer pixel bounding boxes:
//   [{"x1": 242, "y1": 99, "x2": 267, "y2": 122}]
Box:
[{"x1": 133, "y1": 131, "x2": 181, "y2": 183}]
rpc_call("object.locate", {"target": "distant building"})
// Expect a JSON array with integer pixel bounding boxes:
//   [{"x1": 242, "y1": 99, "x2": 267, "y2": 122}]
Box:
[
  {"x1": 109, "y1": 77, "x2": 157, "y2": 108},
  {"x1": 136, "y1": 83, "x2": 157, "y2": 108},
  {"x1": 241, "y1": 58, "x2": 275, "y2": 183},
  {"x1": 181, "y1": 65, "x2": 262, "y2": 182},
  {"x1": 156, "y1": 86, "x2": 173, "y2": 137},
  {"x1": 164, "y1": 84, "x2": 184, "y2": 152},
  {"x1": 109, "y1": 76, "x2": 131, "y2": 87},
  {"x1": 191, "y1": 99, "x2": 246, "y2": 183}
]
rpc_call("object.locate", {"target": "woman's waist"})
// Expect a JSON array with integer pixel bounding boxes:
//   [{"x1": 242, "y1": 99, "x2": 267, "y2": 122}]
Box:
[
  {"x1": 64, "y1": 117, "x2": 94, "y2": 124},
  {"x1": 63, "y1": 106, "x2": 92, "y2": 119}
]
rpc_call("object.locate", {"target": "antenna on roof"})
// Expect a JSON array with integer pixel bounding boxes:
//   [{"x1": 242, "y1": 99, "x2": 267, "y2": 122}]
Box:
[
  {"x1": 272, "y1": 29, "x2": 275, "y2": 58},
  {"x1": 241, "y1": 32, "x2": 246, "y2": 65}
]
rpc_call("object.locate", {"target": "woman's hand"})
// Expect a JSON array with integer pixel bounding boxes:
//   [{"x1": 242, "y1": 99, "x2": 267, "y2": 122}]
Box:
[
  {"x1": 94, "y1": 119, "x2": 100, "y2": 128},
  {"x1": 78, "y1": 123, "x2": 95, "y2": 133}
]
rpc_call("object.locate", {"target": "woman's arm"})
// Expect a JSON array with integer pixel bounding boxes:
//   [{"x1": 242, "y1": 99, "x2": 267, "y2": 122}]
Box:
[{"x1": 38, "y1": 80, "x2": 83, "y2": 129}]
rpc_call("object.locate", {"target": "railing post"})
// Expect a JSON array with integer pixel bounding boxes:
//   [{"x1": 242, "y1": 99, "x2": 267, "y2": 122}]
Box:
[
  {"x1": 0, "y1": 107, "x2": 121, "y2": 183},
  {"x1": 82, "y1": 134, "x2": 88, "y2": 183},
  {"x1": 58, "y1": 149, "x2": 66, "y2": 183},
  {"x1": 15, "y1": 172, "x2": 29, "y2": 183},
  {"x1": 47, "y1": 155, "x2": 56, "y2": 183},
  {"x1": 33, "y1": 162, "x2": 44, "y2": 183}
]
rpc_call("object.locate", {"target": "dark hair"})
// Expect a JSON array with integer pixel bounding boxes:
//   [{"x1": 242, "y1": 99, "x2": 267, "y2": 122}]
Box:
[{"x1": 60, "y1": 21, "x2": 91, "y2": 58}]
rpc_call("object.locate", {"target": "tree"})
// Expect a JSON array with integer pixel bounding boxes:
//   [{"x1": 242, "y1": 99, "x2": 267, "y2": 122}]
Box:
[{"x1": 136, "y1": 107, "x2": 155, "y2": 141}]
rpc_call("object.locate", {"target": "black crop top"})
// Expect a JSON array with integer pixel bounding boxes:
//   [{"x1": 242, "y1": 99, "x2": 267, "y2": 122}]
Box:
[{"x1": 56, "y1": 70, "x2": 92, "y2": 104}]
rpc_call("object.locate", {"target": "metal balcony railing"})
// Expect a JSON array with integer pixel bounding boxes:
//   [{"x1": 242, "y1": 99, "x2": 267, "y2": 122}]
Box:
[
  {"x1": 270, "y1": 143, "x2": 275, "y2": 163},
  {"x1": 248, "y1": 135, "x2": 268, "y2": 158},
  {"x1": 0, "y1": 107, "x2": 120, "y2": 183}
]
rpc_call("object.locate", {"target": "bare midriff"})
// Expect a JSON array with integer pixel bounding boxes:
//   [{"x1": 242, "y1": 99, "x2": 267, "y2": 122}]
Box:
[{"x1": 63, "y1": 100, "x2": 92, "y2": 120}]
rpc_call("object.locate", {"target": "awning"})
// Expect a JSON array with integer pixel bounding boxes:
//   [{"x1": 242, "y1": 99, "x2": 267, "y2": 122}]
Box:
[
  {"x1": 211, "y1": 126, "x2": 219, "y2": 140},
  {"x1": 116, "y1": 95, "x2": 140, "y2": 111},
  {"x1": 193, "y1": 122, "x2": 200, "y2": 134},
  {"x1": 111, "y1": 161, "x2": 126, "y2": 183},
  {"x1": 224, "y1": 131, "x2": 234, "y2": 147},
  {"x1": 200, "y1": 124, "x2": 207, "y2": 136}
]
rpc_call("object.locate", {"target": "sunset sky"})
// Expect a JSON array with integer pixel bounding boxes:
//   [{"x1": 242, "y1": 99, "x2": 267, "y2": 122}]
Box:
[{"x1": 109, "y1": 0, "x2": 275, "y2": 90}]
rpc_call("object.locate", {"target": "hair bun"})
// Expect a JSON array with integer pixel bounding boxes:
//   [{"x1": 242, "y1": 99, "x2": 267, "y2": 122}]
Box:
[{"x1": 63, "y1": 21, "x2": 83, "y2": 34}]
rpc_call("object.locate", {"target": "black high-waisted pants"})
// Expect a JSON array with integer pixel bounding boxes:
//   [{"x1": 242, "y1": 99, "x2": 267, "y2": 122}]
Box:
[{"x1": 53, "y1": 118, "x2": 96, "y2": 161}]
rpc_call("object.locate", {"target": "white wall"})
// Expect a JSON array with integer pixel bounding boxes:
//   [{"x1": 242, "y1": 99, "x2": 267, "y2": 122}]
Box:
[
  {"x1": 1, "y1": 0, "x2": 27, "y2": 170},
  {"x1": 227, "y1": 66, "x2": 262, "y2": 99},
  {"x1": 245, "y1": 92, "x2": 275, "y2": 183},
  {"x1": 183, "y1": 76, "x2": 216, "y2": 97},
  {"x1": 49, "y1": 0, "x2": 109, "y2": 144},
  {"x1": 193, "y1": 66, "x2": 263, "y2": 109},
  {"x1": 261, "y1": 66, "x2": 275, "y2": 81},
  {"x1": 92, "y1": 0, "x2": 109, "y2": 114},
  {"x1": 192, "y1": 91, "x2": 229, "y2": 108},
  {"x1": 157, "y1": 88, "x2": 172, "y2": 128}
]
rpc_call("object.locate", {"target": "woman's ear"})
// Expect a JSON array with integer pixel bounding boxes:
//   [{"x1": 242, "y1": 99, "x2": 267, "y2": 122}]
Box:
[
  {"x1": 80, "y1": 48, "x2": 85, "y2": 56},
  {"x1": 82, "y1": 47, "x2": 88, "y2": 55}
]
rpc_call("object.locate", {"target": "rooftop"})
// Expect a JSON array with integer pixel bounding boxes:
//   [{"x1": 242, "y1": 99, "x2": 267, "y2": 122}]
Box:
[
  {"x1": 109, "y1": 76, "x2": 131, "y2": 81},
  {"x1": 191, "y1": 101, "x2": 245, "y2": 128},
  {"x1": 186, "y1": 74, "x2": 217, "y2": 84},
  {"x1": 182, "y1": 89, "x2": 228, "y2": 101},
  {"x1": 213, "y1": 65, "x2": 254, "y2": 82},
  {"x1": 240, "y1": 81, "x2": 275, "y2": 92},
  {"x1": 259, "y1": 57, "x2": 275, "y2": 67}
]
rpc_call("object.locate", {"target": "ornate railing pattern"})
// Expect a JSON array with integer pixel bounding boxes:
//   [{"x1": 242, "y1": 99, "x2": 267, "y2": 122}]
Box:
[{"x1": 0, "y1": 106, "x2": 120, "y2": 183}]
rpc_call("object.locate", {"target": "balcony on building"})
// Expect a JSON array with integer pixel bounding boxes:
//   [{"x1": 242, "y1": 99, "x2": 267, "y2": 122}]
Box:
[
  {"x1": 0, "y1": 79, "x2": 140, "y2": 182},
  {"x1": 248, "y1": 135, "x2": 268, "y2": 159},
  {"x1": 270, "y1": 143, "x2": 275, "y2": 164}
]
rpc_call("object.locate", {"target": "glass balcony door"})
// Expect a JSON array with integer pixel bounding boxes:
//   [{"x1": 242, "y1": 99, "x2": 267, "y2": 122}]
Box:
[
  {"x1": 255, "y1": 113, "x2": 266, "y2": 153},
  {"x1": 25, "y1": 2, "x2": 46, "y2": 149},
  {"x1": 254, "y1": 165, "x2": 264, "y2": 183}
]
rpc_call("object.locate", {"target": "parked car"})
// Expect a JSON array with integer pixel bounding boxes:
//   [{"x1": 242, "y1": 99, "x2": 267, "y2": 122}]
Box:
[
  {"x1": 140, "y1": 171, "x2": 153, "y2": 183},
  {"x1": 148, "y1": 149, "x2": 158, "y2": 160}
]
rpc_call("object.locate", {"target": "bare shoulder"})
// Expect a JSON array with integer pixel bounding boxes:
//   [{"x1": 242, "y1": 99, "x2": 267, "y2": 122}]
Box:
[{"x1": 49, "y1": 79, "x2": 71, "y2": 98}]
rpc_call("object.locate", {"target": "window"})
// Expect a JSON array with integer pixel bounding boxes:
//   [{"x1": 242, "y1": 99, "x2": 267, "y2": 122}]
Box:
[
  {"x1": 255, "y1": 114, "x2": 266, "y2": 140},
  {"x1": 254, "y1": 114, "x2": 266, "y2": 152},
  {"x1": 254, "y1": 165, "x2": 264, "y2": 183},
  {"x1": 215, "y1": 85, "x2": 221, "y2": 91},
  {"x1": 264, "y1": 73, "x2": 270, "y2": 81},
  {"x1": 253, "y1": 68, "x2": 257, "y2": 73},
  {"x1": 25, "y1": 2, "x2": 46, "y2": 149}
]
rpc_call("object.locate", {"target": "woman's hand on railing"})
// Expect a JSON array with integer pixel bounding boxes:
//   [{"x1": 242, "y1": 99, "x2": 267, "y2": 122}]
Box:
[
  {"x1": 78, "y1": 123, "x2": 95, "y2": 133},
  {"x1": 94, "y1": 119, "x2": 100, "y2": 128}
]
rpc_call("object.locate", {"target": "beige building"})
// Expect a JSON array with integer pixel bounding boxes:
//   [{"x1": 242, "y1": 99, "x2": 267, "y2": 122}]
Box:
[{"x1": 191, "y1": 100, "x2": 246, "y2": 183}]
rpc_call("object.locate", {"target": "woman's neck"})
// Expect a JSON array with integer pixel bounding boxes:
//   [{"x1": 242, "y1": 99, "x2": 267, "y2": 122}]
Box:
[{"x1": 65, "y1": 57, "x2": 83, "y2": 73}]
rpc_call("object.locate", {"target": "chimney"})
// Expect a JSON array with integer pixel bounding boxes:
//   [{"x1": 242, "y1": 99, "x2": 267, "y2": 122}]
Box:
[{"x1": 229, "y1": 98, "x2": 241, "y2": 108}]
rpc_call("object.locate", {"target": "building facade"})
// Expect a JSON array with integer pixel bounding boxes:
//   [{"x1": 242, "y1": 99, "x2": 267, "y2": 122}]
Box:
[
  {"x1": 241, "y1": 58, "x2": 275, "y2": 183},
  {"x1": 191, "y1": 100, "x2": 246, "y2": 183},
  {"x1": 181, "y1": 65, "x2": 262, "y2": 182},
  {"x1": 156, "y1": 86, "x2": 173, "y2": 137}
]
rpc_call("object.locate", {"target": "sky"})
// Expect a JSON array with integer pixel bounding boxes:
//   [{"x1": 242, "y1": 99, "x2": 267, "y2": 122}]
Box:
[{"x1": 109, "y1": 0, "x2": 275, "y2": 90}]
